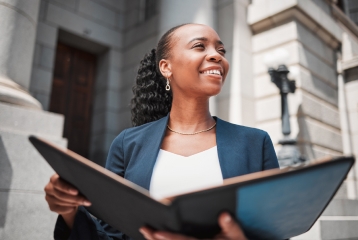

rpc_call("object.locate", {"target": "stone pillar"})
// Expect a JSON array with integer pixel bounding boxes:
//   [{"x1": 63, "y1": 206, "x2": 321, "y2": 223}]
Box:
[
  {"x1": 338, "y1": 71, "x2": 357, "y2": 199},
  {"x1": 344, "y1": 79, "x2": 358, "y2": 183},
  {"x1": 158, "y1": 0, "x2": 216, "y2": 35},
  {"x1": 0, "y1": 0, "x2": 42, "y2": 109},
  {"x1": 0, "y1": 2, "x2": 67, "y2": 238},
  {"x1": 158, "y1": 0, "x2": 218, "y2": 115},
  {"x1": 340, "y1": 31, "x2": 358, "y2": 200},
  {"x1": 229, "y1": 0, "x2": 254, "y2": 125}
]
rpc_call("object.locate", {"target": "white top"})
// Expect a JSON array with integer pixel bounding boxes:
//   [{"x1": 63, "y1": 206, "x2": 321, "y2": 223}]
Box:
[{"x1": 149, "y1": 146, "x2": 223, "y2": 200}]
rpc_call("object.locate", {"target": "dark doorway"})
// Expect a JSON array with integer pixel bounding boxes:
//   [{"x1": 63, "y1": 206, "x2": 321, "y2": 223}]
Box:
[{"x1": 49, "y1": 42, "x2": 96, "y2": 158}]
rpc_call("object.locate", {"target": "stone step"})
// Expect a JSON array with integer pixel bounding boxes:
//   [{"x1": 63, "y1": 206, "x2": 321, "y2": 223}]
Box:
[
  {"x1": 0, "y1": 104, "x2": 67, "y2": 239},
  {"x1": 0, "y1": 102, "x2": 64, "y2": 138},
  {"x1": 288, "y1": 196, "x2": 358, "y2": 239},
  {"x1": 292, "y1": 217, "x2": 358, "y2": 240},
  {"x1": 320, "y1": 218, "x2": 358, "y2": 240},
  {"x1": 322, "y1": 198, "x2": 358, "y2": 216}
]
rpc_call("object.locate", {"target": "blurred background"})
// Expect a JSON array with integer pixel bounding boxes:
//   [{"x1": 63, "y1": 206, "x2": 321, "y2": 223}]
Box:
[{"x1": 0, "y1": 0, "x2": 357, "y2": 239}]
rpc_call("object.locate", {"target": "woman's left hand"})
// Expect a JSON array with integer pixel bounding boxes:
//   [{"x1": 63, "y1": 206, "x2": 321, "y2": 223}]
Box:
[{"x1": 139, "y1": 212, "x2": 247, "y2": 240}]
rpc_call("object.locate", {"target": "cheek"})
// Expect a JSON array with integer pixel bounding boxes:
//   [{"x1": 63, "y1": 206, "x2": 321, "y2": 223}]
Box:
[
  {"x1": 181, "y1": 54, "x2": 202, "y2": 66},
  {"x1": 174, "y1": 55, "x2": 203, "y2": 77},
  {"x1": 223, "y1": 59, "x2": 230, "y2": 80}
]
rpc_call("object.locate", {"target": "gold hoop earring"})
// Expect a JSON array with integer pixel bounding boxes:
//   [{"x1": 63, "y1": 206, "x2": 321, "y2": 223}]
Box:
[{"x1": 165, "y1": 78, "x2": 170, "y2": 91}]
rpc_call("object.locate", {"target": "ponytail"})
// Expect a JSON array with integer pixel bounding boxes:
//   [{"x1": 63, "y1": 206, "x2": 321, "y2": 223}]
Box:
[
  {"x1": 131, "y1": 48, "x2": 172, "y2": 126},
  {"x1": 131, "y1": 23, "x2": 189, "y2": 127}
]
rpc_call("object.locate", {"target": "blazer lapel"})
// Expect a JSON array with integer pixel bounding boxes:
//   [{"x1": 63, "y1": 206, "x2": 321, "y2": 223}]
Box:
[
  {"x1": 216, "y1": 117, "x2": 229, "y2": 179},
  {"x1": 216, "y1": 118, "x2": 251, "y2": 179},
  {"x1": 132, "y1": 115, "x2": 169, "y2": 190},
  {"x1": 216, "y1": 117, "x2": 245, "y2": 179}
]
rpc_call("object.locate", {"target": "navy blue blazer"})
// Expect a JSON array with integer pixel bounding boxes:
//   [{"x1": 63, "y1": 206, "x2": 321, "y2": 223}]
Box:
[{"x1": 54, "y1": 115, "x2": 279, "y2": 240}]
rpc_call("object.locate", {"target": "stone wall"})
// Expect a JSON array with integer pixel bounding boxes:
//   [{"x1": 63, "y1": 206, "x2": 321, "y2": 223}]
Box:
[
  {"x1": 249, "y1": 0, "x2": 343, "y2": 160},
  {"x1": 30, "y1": 0, "x2": 126, "y2": 165}
]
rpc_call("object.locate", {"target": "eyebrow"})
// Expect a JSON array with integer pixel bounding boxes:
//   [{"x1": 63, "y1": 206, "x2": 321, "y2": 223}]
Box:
[{"x1": 188, "y1": 37, "x2": 224, "y2": 46}]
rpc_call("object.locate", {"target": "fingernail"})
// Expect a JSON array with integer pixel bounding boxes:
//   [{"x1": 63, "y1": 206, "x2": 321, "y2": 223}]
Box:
[
  {"x1": 224, "y1": 214, "x2": 232, "y2": 223},
  {"x1": 154, "y1": 233, "x2": 167, "y2": 240},
  {"x1": 139, "y1": 229, "x2": 151, "y2": 238},
  {"x1": 83, "y1": 200, "x2": 91, "y2": 206},
  {"x1": 69, "y1": 189, "x2": 78, "y2": 194}
]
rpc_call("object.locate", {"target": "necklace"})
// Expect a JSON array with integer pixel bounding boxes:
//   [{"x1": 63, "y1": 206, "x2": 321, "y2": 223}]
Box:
[{"x1": 167, "y1": 122, "x2": 217, "y2": 135}]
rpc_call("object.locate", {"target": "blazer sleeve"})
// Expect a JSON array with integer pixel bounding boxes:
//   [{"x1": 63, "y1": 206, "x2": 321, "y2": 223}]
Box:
[
  {"x1": 53, "y1": 130, "x2": 130, "y2": 240},
  {"x1": 262, "y1": 132, "x2": 280, "y2": 170}
]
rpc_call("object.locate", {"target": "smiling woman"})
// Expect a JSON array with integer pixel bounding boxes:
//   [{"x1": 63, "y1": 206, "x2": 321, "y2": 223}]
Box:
[
  {"x1": 44, "y1": 23, "x2": 279, "y2": 240},
  {"x1": 131, "y1": 24, "x2": 229, "y2": 128}
]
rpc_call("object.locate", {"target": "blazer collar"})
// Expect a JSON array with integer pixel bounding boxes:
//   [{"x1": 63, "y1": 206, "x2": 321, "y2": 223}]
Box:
[
  {"x1": 138, "y1": 114, "x2": 233, "y2": 190},
  {"x1": 137, "y1": 115, "x2": 168, "y2": 190},
  {"x1": 215, "y1": 117, "x2": 240, "y2": 179}
]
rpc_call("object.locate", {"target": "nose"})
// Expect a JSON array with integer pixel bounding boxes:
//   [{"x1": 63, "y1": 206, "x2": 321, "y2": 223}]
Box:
[{"x1": 206, "y1": 48, "x2": 222, "y2": 62}]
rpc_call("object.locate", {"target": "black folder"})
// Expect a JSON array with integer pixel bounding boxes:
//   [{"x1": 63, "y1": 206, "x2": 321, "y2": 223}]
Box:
[{"x1": 29, "y1": 135, "x2": 355, "y2": 240}]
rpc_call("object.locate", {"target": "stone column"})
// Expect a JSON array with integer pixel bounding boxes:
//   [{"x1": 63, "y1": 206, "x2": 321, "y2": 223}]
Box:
[
  {"x1": 338, "y1": 71, "x2": 356, "y2": 199},
  {"x1": 158, "y1": 0, "x2": 216, "y2": 36},
  {"x1": 158, "y1": 0, "x2": 218, "y2": 115},
  {"x1": 340, "y1": 32, "x2": 358, "y2": 199},
  {"x1": 0, "y1": 2, "x2": 66, "y2": 238},
  {"x1": 0, "y1": 0, "x2": 42, "y2": 109},
  {"x1": 229, "y1": 0, "x2": 254, "y2": 125}
]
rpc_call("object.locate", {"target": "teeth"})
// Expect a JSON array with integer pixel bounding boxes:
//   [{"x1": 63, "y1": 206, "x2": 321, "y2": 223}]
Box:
[{"x1": 201, "y1": 69, "x2": 221, "y2": 75}]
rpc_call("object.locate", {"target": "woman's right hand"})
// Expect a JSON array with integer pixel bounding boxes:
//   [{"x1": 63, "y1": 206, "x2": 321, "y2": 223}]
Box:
[{"x1": 44, "y1": 173, "x2": 91, "y2": 228}]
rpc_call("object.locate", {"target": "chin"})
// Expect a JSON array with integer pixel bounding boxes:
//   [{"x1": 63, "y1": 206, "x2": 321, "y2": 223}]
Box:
[{"x1": 204, "y1": 86, "x2": 222, "y2": 97}]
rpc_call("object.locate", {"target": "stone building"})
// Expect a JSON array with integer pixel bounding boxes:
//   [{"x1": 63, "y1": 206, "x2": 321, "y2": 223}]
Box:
[{"x1": 0, "y1": 0, "x2": 357, "y2": 239}]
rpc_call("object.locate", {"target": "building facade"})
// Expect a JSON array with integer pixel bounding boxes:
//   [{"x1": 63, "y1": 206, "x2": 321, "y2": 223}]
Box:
[{"x1": 0, "y1": 0, "x2": 357, "y2": 239}]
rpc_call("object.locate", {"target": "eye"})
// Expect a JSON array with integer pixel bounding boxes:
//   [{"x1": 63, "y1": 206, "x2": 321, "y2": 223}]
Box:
[
  {"x1": 218, "y1": 48, "x2": 226, "y2": 54},
  {"x1": 192, "y1": 43, "x2": 205, "y2": 49}
]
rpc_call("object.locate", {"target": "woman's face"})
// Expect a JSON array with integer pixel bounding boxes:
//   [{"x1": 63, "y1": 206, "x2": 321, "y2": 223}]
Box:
[{"x1": 162, "y1": 24, "x2": 230, "y2": 98}]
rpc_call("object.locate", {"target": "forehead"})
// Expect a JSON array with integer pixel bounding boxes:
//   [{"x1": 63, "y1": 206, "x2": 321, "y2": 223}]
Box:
[{"x1": 172, "y1": 24, "x2": 221, "y2": 45}]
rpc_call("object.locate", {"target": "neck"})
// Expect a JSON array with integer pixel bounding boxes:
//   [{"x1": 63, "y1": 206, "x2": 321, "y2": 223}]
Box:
[{"x1": 168, "y1": 97, "x2": 215, "y2": 132}]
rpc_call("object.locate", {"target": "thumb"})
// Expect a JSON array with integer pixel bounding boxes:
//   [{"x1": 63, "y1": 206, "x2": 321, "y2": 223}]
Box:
[{"x1": 218, "y1": 212, "x2": 247, "y2": 240}]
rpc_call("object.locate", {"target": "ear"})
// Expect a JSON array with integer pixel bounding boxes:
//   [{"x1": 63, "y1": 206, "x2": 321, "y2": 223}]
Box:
[{"x1": 158, "y1": 59, "x2": 172, "y2": 78}]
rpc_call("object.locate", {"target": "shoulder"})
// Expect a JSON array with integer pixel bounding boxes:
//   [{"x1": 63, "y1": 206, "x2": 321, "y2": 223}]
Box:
[
  {"x1": 112, "y1": 116, "x2": 167, "y2": 144},
  {"x1": 215, "y1": 117, "x2": 279, "y2": 172},
  {"x1": 106, "y1": 116, "x2": 167, "y2": 166},
  {"x1": 216, "y1": 117, "x2": 269, "y2": 140}
]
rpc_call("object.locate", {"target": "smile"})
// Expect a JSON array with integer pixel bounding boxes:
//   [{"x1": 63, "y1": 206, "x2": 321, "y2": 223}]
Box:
[{"x1": 200, "y1": 69, "x2": 222, "y2": 76}]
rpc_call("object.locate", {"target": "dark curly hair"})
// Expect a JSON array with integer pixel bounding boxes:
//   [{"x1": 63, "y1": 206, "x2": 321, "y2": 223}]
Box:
[{"x1": 131, "y1": 23, "x2": 189, "y2": 126}]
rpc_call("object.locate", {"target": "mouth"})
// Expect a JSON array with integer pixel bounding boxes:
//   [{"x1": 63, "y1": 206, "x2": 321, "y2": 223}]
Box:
[{"x1": 199, "y1": 69, "x2": 223, "y2": 76}]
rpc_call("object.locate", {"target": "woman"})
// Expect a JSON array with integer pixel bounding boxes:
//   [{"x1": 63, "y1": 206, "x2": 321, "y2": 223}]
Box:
[{"x1": 45, "y1": 23, "x2": 279, "y2": 240}]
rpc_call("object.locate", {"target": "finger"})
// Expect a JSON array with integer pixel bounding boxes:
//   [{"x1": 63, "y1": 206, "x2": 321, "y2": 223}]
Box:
[
  {"x1": 139, "y1": 227, "x2": 196, "y2": 240},
  {"x1": 139, "y1": 227, "x2": 155, "y2": 240},
  {"x1": 152, "y1": 231, "x2": 196, "y2": 240},
  {"x1": 51, "y1": 174, "x2": 78, "y2": 195},
  {"x1": 218, "y1": 213, "x2": 247, "y2": 240},
  {"x1": 50, "y1": 188, "x2": 91, "y2": 206},
  {"x1": 45, "y1": 194, "x2": 84, "y2": 207},
  {"x1": 46, "y1": 184, "x2": 91, "y2": 206}
]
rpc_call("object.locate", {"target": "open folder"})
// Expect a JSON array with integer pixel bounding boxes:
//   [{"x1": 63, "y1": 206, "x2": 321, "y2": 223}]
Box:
[{"x1": 29, "y1": 135, "x2": 355, "y2": 240}]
